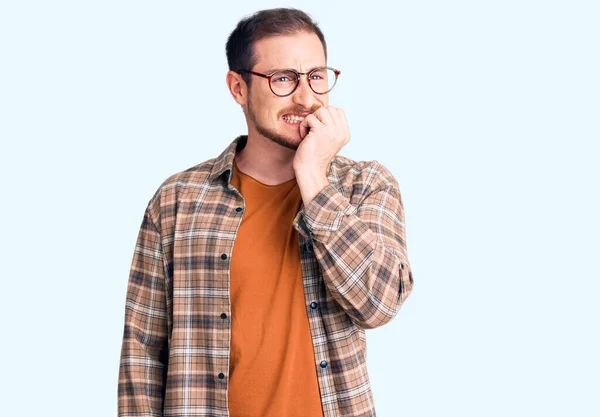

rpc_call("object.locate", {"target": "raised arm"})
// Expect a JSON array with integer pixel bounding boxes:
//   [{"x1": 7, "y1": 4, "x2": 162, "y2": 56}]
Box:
[{"x1": 300, "y1": 162, "x2": 414, "y2": 329}]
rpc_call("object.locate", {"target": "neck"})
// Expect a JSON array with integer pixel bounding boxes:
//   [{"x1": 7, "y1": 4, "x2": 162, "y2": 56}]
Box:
[{"x1": 234, "y1": 132, "x2": 297, "y2": 186}]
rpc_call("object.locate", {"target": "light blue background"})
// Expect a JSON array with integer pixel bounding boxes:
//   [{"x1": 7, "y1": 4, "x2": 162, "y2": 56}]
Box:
[{"x1": 1, "y1": 1, "x2": 598, "y2": 416}]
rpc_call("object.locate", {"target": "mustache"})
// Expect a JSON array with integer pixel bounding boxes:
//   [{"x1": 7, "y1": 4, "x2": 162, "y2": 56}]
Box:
[{"x1": 278, "y1": 104, "x2": 321, "y2": 117}]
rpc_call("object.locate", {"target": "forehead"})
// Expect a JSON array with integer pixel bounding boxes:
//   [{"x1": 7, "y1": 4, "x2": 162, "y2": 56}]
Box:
[{"x1": 252, "y1": 32, "x2": 326, "y2": 72}]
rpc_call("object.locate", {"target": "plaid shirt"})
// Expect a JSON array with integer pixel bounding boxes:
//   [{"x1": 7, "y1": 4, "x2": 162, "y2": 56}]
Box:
[{"x1": 118, "y1": 135, "x2": 414, "y2": 417}]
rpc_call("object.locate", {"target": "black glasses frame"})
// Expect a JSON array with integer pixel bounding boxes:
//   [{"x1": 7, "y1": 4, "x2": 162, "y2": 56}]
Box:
[{"x1": 236, "y1": 66, "x2": 341, "y2": 97}]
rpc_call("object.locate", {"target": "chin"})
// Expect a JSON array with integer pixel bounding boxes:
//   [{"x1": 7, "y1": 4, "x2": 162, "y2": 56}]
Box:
[
  {"x1": 254, "y1": 123, "x2": 301, "y2": 151},
  {"x1": 271, "y1": 133, "x2": 301, "y2": 151},
  {"x1": 275, "y1": 136, "x2": 301, "y2": 151}
]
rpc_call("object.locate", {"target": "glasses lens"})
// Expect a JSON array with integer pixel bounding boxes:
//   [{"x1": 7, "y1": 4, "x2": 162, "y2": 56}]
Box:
[
  {"x1": 309, "y1": 68, "x2": 337, "y2": 94},
  {"x1": 270, "y1": 70, "x2": 299, "y2": 96}
]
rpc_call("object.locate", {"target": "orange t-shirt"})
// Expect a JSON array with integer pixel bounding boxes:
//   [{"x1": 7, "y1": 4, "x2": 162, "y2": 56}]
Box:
[{"x1": 227, "y1": 158, "x2": 324, "y2": 417}]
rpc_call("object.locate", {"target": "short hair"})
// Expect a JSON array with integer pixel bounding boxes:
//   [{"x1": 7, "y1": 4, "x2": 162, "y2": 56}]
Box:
[{"x1": 225, "y1": 8, "x2": 328, "y2": 89}]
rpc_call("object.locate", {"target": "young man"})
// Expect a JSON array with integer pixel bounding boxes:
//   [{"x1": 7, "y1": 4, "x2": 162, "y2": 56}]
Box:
[{"x1": 118, "y1": 8, "x2": 414, "y2": 417}]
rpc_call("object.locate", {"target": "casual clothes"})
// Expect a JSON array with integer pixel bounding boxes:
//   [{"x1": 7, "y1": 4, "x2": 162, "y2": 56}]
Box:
[{"x1": 118, "y1": 135, "x2": 414, "y2": 416}]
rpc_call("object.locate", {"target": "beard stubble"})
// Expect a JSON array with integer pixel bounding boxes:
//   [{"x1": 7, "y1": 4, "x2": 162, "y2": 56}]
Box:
[{"x1": 246, "y1": 95, "x2": 321, "y2": 151}]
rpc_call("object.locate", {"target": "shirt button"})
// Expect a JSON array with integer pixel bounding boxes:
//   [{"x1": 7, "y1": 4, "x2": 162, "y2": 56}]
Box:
[
  {"x1": 221, "y1": 254, "x2": 228, "y2": 260},
  {"x1": 310, "y1": 302, "x2": 318, "y2": 309},
  {"x1": 235, "y1": 207, "x2": 242, "y2": 212},
  {"x1": 220, "y1": 313, "x2": 227, "y2": 319},
  {"x1": 218, "y1": 373, "x2": 225, "y2": 379},
  {"x1": 320, "y1": 360, "x2": 328, "y2": 368}
]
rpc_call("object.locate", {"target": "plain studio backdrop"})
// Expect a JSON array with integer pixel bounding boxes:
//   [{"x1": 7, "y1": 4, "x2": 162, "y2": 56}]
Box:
[{"x1": 1, "y1": 1, "x2": 598, "y2": 416}]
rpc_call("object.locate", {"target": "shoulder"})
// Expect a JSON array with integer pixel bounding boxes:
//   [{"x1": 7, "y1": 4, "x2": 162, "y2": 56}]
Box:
[{"x1": 144, "y1": 158, "x2": 216, "y2": 230}]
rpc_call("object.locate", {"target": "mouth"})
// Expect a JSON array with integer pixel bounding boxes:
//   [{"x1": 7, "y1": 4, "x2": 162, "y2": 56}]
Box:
[{"x1": 281, "y1": 113, "x2": 308, "y2": 125}]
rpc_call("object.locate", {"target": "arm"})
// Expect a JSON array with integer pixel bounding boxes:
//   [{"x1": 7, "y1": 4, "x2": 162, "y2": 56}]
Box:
[
  {"x1": 118, "y1": 204, "x2": 169, "y2": 416},
  {"x1": 302, "y1": 163, "x2": 414, "y2": 329}
]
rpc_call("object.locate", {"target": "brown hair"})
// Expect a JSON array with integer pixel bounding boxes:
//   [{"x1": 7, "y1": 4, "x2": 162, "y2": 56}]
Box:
[{"x1": 225, "y1": 8, "x2": 328, "y2": 89}]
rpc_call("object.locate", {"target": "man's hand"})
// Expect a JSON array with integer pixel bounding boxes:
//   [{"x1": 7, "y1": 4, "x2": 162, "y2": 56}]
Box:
[
  {"x1": 293, "y1": 105, "x2": 350, "y2": 174},
  {"x1": 293, "y1": 106, "x2": 350, "y2": 207}
]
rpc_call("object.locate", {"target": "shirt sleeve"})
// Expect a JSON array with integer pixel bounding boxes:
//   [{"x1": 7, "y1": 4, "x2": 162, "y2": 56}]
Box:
[
  {"x1": 118, "y1": 203, "x2": 169, "y2": 416},
  {"x1": 302, "y1": 162, "x2": 414, "y2": 329}
]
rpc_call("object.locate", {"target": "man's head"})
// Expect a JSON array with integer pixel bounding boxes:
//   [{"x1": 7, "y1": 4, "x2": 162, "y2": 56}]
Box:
[{"x1": 225, "y1": 8, "x2": 332, "y2": 151}]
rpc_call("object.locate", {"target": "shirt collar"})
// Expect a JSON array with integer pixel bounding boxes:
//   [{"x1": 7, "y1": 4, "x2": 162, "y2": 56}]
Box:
[{"x1": 208, "y1": 134, "x2": 248, "y2": 184}]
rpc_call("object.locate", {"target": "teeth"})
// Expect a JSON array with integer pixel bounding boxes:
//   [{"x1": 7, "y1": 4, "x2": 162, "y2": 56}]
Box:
[{"x1": 283, "y1": 115, "x2": 305, "y2": 123}]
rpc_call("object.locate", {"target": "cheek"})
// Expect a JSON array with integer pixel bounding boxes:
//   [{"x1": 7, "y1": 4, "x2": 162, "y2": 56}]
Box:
[{"x1": 254, "y1": 96, "x2": 279, "y2": 119}]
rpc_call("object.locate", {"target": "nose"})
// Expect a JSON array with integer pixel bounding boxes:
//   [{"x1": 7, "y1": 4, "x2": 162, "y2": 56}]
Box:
[{"x1": 291, "y1": 74, "x2": 319, "y2": 108}]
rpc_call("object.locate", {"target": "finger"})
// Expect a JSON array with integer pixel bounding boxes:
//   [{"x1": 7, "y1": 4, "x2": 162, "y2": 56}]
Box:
[
  {"x1": 326, "y1": 106, "x2": 343, "y2": 129},
  {"x1": 337, "y1": 108, "x2": 350, "y2": 142},
  {"x1": 326, "y1": 107, "x2": 349, "y2": 144},
  {"x1": 300, "y1": 113, "x2": 323, "y2": 130},
  {"x1": 312, "y1": 106, "x2": 336, "y2": 128},
  {"x1": 299, "y1": 113, "x2": 323, "y2": 138}
]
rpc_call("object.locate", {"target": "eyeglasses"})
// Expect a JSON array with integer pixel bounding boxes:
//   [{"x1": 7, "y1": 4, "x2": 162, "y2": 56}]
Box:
[{"x1": 236, "y1": 66, "x2": 341, "y2": 97}]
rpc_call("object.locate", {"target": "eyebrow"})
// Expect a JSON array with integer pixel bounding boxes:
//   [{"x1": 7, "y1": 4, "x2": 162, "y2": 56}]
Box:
[{"x1": 265, "y1": 66, "x2": 325, "y2": 74}]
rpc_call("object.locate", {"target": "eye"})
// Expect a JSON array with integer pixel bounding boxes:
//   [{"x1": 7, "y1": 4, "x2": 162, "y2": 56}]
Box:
[
  {"x1": 272, "y1": 71, "x2": 298, "y2": 83},
  {"x1": 310, "y1": 70, "x2": 326, "y2": 80}
]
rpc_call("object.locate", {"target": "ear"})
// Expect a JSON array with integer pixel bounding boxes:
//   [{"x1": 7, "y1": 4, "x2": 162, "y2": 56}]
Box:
[{"x1": 226, "y1": 70, "x2": 248, "y2": 106}]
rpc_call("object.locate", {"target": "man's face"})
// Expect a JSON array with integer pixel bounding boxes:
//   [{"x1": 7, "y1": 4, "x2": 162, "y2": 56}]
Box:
[{"x1": 245, "y1": 32, "x2": 328, "y2": 151}]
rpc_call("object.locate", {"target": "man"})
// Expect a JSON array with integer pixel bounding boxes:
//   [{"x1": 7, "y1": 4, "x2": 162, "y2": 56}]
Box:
[{"x1": 118, "y1": 7, "x2": 414, "y2": 417}]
